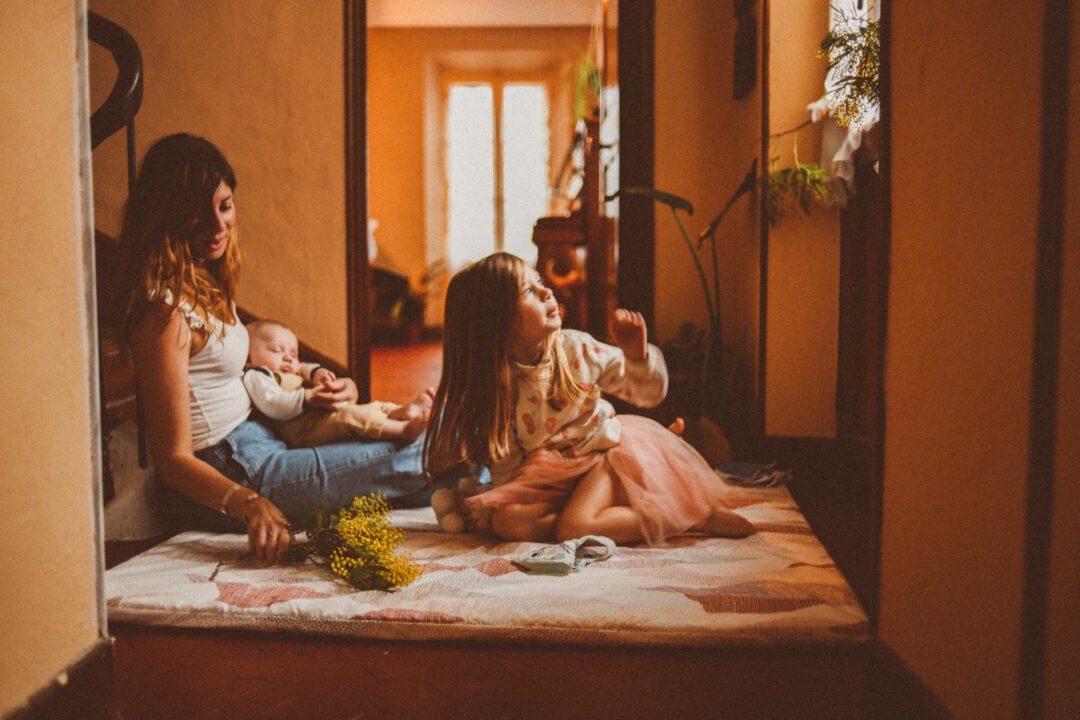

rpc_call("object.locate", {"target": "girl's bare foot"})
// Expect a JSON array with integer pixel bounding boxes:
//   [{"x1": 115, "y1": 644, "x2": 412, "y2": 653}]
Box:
[{"x1": 697, "y1": 507, "x2": 755, "y2": 537}]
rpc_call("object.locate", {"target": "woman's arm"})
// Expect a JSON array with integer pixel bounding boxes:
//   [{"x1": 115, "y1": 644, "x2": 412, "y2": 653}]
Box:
[
  {"x1": 130, "y1": 304, "x2": 293, "y2": 562},
  {"x1": 306, "y1": 374, "x2": 359, "y2": 409}
]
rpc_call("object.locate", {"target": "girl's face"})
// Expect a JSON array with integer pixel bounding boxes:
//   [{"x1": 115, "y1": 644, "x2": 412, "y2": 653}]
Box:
[
  {"x1": 511, "y1": 267, "x2": 561, "y2": 360},
  {"x1": 191, "y1": 180, "x2": 235, "y2": 263}
]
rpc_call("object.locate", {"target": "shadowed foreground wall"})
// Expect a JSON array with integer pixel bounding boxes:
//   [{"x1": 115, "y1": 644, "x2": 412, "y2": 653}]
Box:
[
  {"x1": 883, "y1": 2, "x2": 1079, "y2": 717},
  {"x1": 0, "y1": 1, "x2": 103, "y2": 714},
  {"x1": 1045, "y1": 5, "x2": 1079, "y2": 718}
]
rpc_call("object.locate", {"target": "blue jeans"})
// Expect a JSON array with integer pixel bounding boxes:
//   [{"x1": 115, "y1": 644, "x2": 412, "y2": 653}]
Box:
[{"x1": 167, "y1": 418, "x2": 451, "y2": 533}]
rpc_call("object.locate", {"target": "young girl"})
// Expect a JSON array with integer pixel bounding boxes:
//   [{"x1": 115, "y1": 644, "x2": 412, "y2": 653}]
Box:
[{"x1": 423, "y1": 252, "x2": 754, "y2": 545}]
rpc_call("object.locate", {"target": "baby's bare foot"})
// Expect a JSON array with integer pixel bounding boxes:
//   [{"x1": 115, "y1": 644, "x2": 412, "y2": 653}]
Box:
[
  {"x1": 397, "y1": 388, "x2": 435, "y2": 421},
  {"x1": 667, "y1": 417, "x2": 685, "y2": 436},
  {"x1": 401, "y1": 413, "x2": 429, "y2": 441}
]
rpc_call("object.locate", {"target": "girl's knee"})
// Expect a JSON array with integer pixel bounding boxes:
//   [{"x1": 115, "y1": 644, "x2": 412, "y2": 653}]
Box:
[
  {"x1": 492, "y1": 505, "x2": 554, "y2": 543},
  {"x1": 554, "y1": 513, "x2": 589, "y2": 543}
]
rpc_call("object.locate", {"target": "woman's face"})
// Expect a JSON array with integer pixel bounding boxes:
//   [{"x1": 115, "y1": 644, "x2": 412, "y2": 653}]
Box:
[{"x1": 191, "y1": 180, "x2": 235, "y2": 263}]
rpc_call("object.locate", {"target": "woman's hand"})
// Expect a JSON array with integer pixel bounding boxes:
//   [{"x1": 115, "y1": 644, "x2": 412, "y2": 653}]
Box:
[
  {"x1": 311, "y1": 367, "x2": 338, "y2": 387},
  {"x1": 239, "y1": 496, "x2": 294, "y2": 564},
  {"x1": 611, "y1": 308, "x2": 647, "y2": 361},
  {"x1": 307, "y1": 375, "x2": 359, "y2": 409}
]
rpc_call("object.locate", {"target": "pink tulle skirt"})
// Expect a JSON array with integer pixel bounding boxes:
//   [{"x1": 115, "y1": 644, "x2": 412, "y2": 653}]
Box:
[{"x1": 467, "y1": 415, "x2": 735, "y2": 545}]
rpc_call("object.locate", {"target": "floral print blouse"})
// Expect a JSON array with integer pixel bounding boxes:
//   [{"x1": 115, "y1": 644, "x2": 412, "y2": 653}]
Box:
[{"x1": 492, "y1": 329, "x2": 668, "y2": 485}]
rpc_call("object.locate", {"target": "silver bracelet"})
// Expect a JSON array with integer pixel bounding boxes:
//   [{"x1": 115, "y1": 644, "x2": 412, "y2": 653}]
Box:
[{"x1": 219, "y1": 484, "x2": 245, "y2": 515}]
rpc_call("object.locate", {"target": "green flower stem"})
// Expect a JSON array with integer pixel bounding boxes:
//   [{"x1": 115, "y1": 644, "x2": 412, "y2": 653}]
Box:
[{"x1": 669, "y1": 205, "x2": 717, "y2": 333}]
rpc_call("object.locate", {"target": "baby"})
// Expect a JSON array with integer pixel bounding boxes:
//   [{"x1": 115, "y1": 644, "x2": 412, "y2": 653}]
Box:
[{"x1": 243, "y1": 319, "x2": 432, "y2": 446}]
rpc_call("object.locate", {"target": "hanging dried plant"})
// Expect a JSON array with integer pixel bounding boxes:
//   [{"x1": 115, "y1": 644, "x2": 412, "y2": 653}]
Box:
[
  {"x1": 764, "y1": 156, "x2": 830, "y2": 227},
  {"x1": 819, "y1": 7, "x2": 880, "y2": 128}
]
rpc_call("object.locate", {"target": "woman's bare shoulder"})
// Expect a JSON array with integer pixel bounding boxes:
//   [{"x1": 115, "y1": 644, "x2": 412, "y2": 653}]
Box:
[{"x1": 130, "y1": 302, "x2": 189, "y2": 353}]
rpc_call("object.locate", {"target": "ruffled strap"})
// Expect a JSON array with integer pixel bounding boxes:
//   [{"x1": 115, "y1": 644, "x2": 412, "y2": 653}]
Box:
[{"x1": 153, "y1": 289, "x2": 231, "y2": 335}]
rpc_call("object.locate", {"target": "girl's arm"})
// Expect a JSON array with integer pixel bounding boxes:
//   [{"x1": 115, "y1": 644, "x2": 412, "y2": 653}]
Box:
[
  {"x1": 489, "y1": 445, "x2": 524, "y2": 486},
  {"x1": 610, "y1": 308, "x2": 648, "y2": 361},
  {"x1": 131, "y1": 303, "x2": 293, "y2": 563},
  {"x1": 575, "y1": 320, "x2": 669, "y2": 409}
]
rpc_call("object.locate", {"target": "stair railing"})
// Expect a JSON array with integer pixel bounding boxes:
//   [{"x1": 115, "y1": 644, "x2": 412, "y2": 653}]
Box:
[
  {"x1": 88, "y1": 10, "x2": 143, "y2": 189},
  {"x1": 88, "y1": 11, "x2": 147, "y2": 477}
]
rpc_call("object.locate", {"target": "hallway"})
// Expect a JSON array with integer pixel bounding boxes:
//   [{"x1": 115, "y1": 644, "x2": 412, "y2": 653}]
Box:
[{"x1": 371, "y1": 340, "x2": 442, "y2": 402}]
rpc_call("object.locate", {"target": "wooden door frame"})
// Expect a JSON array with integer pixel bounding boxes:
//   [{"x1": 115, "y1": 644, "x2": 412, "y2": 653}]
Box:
[
  {"x1": 344, "y1": 0, "x2": 655, "y2": 398},
  {"x1": 344, "y1": 0, "x2": 371, "y2": 397}
]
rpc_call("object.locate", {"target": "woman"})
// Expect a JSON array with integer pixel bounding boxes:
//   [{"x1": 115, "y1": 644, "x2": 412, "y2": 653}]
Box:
[{"x1": 121, "y1": 133, "x2": 437, "y2": 563}]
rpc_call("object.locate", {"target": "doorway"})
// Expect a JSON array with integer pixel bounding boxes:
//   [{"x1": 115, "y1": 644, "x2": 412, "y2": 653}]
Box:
[{"x1": 355, "y1": 0, "x2": 653, "y2": 399}]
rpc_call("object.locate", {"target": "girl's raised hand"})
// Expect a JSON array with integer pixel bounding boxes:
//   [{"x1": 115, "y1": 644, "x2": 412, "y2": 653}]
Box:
[{"x1": 611, "y1": 308, "x2": 647, "y2": 361}]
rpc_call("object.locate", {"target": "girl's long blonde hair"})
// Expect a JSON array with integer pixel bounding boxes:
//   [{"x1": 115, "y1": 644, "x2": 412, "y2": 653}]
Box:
[
  {"x1": 423, "y1": 253, "x2": 585, "y2": 478},
  {"x1": 119, "y1": 133, "x2": 241, "y2": 339}
]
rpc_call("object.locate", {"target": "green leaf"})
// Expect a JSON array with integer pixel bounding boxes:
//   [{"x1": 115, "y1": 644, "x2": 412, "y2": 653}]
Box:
[{"x1": 617, "y1": 186, "x2": 694, "y2": 215}]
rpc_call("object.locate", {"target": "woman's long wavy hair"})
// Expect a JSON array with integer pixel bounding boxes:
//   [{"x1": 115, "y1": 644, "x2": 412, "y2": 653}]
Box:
[
  {"x1": 119, "y1": 133, "x2": 240, "y2": 338},
  {"x1": 423, "y1": 253, "x2": 585, "y2": 478}
]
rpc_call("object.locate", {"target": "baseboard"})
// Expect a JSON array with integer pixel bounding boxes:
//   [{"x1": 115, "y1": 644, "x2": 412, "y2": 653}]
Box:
[
  {"x1": 5, "y1": 638, "x2": 116, "y2": 720},
  {"x1": 753, "y1": 434, "x2": 882, "y2": 626},
  {"x1": 866, "y1": 640, "x2": 954, "y2": 719}
]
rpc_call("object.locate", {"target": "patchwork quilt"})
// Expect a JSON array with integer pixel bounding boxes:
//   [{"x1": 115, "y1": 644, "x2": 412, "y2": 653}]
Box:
[{"x1": 105, "y1": 485, "x2": 869, "y2": 648}]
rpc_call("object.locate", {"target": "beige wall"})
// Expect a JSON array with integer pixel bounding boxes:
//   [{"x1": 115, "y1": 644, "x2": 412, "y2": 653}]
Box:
[
  {"x1": 882, "y1": 2, "x2": 1047, "y2": 717},
  {"x1": 654, "y1": 0, "x2": 839, "y2": 437},
  {"x1": 653, "y1": 0, "x2": 763, "y2": 414},
  {"x1": 89, "y1": 0, "x2": 348, "y2": 363},
  {"x1": 763, "y1": 0, "x2": 839, "y2": 437},
  {"x1": 0, "y1": 1, "x2": 103, "y2": 714}
]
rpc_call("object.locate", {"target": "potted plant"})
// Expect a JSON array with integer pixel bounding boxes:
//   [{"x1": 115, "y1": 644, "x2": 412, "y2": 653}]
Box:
[{"x1": 618, "y1": 149, "x2": 828, "y2": 458}]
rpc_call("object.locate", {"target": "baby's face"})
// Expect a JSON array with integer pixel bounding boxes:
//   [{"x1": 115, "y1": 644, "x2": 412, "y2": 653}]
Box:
[{"x1": 249, "y1": 325, "x2": 300, "y2": 374}]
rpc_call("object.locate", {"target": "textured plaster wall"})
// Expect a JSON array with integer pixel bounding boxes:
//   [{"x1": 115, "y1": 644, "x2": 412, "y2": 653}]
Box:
[
  {"x1": 882, "y1": 3, "x2": 1044, "y2": 716},
  {"x1": 653, "y1": 0, "x2": 762, "y2": 402},
  {"x1": 89, "y1": 0, "x2": 348, "y2": 362},
  {"x1": 0, "y1": 1, "x2": 102, "y2": 713},
  {"x1": 763, "y1": 0, "x2": 839, "y2": 438}
]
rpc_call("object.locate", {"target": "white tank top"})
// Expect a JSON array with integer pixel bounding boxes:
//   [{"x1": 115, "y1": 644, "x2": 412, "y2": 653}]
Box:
[{"x1": 170, "y1": 295, "x2": 252, "y2": 450}]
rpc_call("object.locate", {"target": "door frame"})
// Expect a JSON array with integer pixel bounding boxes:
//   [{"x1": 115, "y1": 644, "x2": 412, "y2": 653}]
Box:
[{"x1": 344, "y1": 0, "x2": 655, "y2": 397}]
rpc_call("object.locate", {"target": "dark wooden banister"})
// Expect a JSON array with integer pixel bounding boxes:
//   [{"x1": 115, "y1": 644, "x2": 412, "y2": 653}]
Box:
[
  {"x1": 88, "y1": 11, "x2": 146, "y2": 476},
  {"x1": 88, "y1": 11, "x2": 143, "y2": 189}
]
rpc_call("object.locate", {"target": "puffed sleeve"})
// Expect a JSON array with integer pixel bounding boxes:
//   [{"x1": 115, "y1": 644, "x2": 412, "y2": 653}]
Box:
[
  {"x1": 242, "y1": 367, "x2": 305, "y2": 420},
  {"x1": 570, "y1": 330, "x2": 669, "y2": 408}
]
